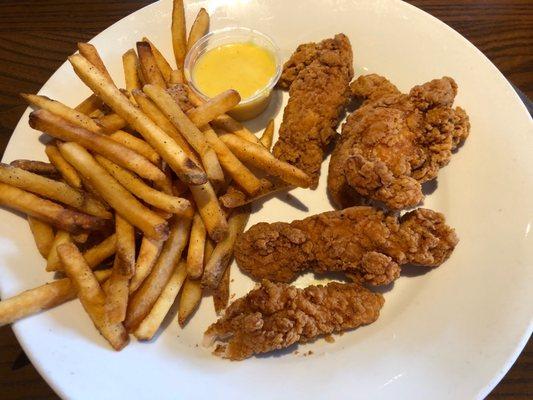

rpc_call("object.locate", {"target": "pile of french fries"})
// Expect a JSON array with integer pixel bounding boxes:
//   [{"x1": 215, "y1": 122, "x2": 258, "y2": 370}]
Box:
[{"x1": 0, "y1": 0, "x2": 310, "y2": 351}]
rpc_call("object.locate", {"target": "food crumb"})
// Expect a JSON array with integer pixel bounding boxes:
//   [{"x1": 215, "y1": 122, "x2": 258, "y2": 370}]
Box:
[
  {"x1": 324, "y1": 335, "x2": 335, "y2": 343},
  {"x1": 308, "y1": 350, "x2": 313, "y2": 355}
]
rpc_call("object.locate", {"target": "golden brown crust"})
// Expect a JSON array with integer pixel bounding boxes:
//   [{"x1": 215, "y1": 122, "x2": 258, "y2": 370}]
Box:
[
  {"x1": 235, "y1": 206, "x2": 458, "y2": 284},
  {"x1": 328, "y1": 74, "x2": 470, "y2": 210},
  {"x1": 204, "y1": 280, "x2": 384, "y2": 360},
  {"x1": 273, "y1": 34, "x2": 354, "y2": 189}
]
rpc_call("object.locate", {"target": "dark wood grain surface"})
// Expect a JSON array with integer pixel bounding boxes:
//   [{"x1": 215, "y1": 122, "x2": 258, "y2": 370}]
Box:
[{"x1": 0, "y1": 1, "x2": 531, "y2": 398}]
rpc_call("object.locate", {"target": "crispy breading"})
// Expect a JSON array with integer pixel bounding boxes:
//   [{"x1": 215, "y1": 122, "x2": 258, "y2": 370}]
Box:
[
  {"x1": 235, "y1": 207, "x2": 458, "y2": 285},
  {"x1": 328, "y1": 74, "x2": 470, "y2": 209},
  {"x1": 273, "y1": 34, "x2": 354, "y2": 188},
  {"x1": 204, "y1": 280, "x2": 384, "y2": 360}
]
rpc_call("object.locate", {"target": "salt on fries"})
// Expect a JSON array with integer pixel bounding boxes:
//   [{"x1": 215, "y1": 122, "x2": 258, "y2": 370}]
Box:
[{"x1": 0, "y1": 2, "x2": 309, "y2": 352}]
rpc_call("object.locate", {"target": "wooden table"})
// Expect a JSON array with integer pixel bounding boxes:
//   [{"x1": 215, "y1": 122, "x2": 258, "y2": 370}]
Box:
[{"x1": 0, "y1": 1, "x2": 531, "y2": 398}]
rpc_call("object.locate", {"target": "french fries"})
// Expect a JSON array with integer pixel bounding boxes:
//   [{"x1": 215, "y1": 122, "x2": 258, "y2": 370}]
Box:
[
  {"x1": 105, "y1": 215, "x2": 135, "y2": 323},
  {"x1": 187, "y1": 90, "x2": 241, "y2": 127},
  {"x1": 69, "y1": 54, "x2": 206, "y2": 185},
  {"x1": 58, "y1": 142, "x2": 168, "y2": 240},
  {"x1": 131, "y1": 90, "x2": 200, "y2": 165},
  {"x1": 122, "y1": 49, "x2": 141, "y2": 92},
  {"x1": 201, "y1": 125, "x2": 261, "y2": 195},
  {"x1": 10, "y1": 159, "x2": 59, "y2": 178},
  {"x1": 219, "y1": 180, "x2": 291, "y2": 208},
  {"x1": 77, "y1": 42, "x2": 114, "y2": 83},
  {"x1": 28, "y1": 217, "x2": 55, "y2": 258},
  {"x1": 142, "y1": 37, "x2": 173, "y2": 83},
  {"x1": 143, "y1": 84, "x2": 224, "y2": 186},
  {"x1": 109, "y1": 130, "x2": 160, "y2": 165},
  {"x1": 30, "y1": 109, "x2": 165, "y2": 183},
  {"x1": 46, "y1": 230, "x2": 71, "y2": 271},
  {"x1": 95, "y1": 113, "x2": 128, "y2": 133},
  {"x1": 171, "y1": 0, "x2": 187, "y2": 68},
  {"x1": 260, "y1": 119, "x2": 275, "y2": 150},
  {"x1": 82, "y1": 234, "x2": 117, "y2": 268},
  {"x1": 178, "y1": 278, "x2": 202, "y2": 327},
  {"x1": 75, "y1": 93, "x2": 104, "y2": 115},
  {"x1": 58, "y1": 243, "x2": 129, "y2": 350},
  {"x1": 169, "y1": 69, "x2": 183, "y2": 84},
  {"x1": 202, "y1": 205, "x2": 250, "y2": 289},
  {"x1": 137, "y1": 41, "x2": 167, "y2": 89},
  {"x1": 0, "y1": 182, "x2": 106, "y2": 234},
  {"x1": 187, "y1": 8, "x2": 210, "y2": 51},
  {"x1": 0, "y1": 269, "x2": 112, "y2": 327},
  {"x1": 211, "y1": 114, "x2": 263, "y2": 146},
  {"x1": 44, "y1": 144, "x2": 82, "y2": 188},
  {"x1": 129, "y1": 236, "x2": 163, "y2": 293},
  {"x1": 212, "y1": 264, "x2": 230, "y2": 314},
  {"x1": 189, "y1": 182, "x2": 228, "y2": 242},
  {"x1": 0, "y1": 163, "x2": 111, "y2": 218},
  {"x1": 219, "y1": 134, "x2": 312, "y2": 188},
  {"x1": 95, "y1": 156, "x2": 191, "y2": 215},
  {"x1": 134, "y1": 260, "x2": 187, "y2": 340},
  {"x1": 124, "y1": 216, "x2": 192, "y2": 330},
  {"x1": 186, "y1": 212, "x2": 206, "y2": 279}
]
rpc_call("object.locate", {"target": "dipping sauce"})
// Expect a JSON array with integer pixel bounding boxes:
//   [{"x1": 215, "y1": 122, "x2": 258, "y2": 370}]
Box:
[{"x1": 191, "y1": 42, "x2": 278, "y2": 120}]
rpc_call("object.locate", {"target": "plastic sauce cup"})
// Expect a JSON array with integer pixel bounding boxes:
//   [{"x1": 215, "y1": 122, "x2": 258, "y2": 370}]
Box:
[{"x1": 184, "y1": 27, "x2": 281, "y2": 121}]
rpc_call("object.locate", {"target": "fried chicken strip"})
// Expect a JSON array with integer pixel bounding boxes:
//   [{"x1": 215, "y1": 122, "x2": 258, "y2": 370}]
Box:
[
  {"x1": 273, "y1": 34, "x2": 354, "y2": 189},
  {"x1": 328, "y1": 74, "x2": 470, "y2": 210},
  {"x1": 235, "y1": 207, "x2": 458, "y2": 285},
  {"x1": 204, "y1": 280, "x2": 384, "y2": 360}
]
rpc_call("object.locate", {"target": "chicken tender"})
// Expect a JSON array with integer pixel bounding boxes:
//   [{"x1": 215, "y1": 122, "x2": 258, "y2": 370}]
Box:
[
  {"x1": 204, "y1": 280, "x2": 384, "y2": 360},
  {"x1": 328, "y1": 74, "x2": 470, "y2": 210},
  {"x1": 273, "y1": 34, "x2": 354, "y2": 189},
  {"x1": 235, "y1": 206, "x2": 458, "y2": 285}
]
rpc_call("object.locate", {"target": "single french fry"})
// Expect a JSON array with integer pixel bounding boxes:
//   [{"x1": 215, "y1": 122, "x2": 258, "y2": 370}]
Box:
[
  {"x1": 169, "y1": 69, "x2": 183, "y2": 84},
  {"x1": 45, "y1": 144, "x2": 82, "y2": 188},
  {"x1": 201, "y1": 125, "x2": 261, "y2": 195},
  {"x1": 143, "y1": 84, "x2": 224, "y2": 185},
  {"x1": 89, "y1": 108, "x2": 105, "y2": 118},
  {"x1": 186, "y1": 213, "x2": 206, "y2": 279},
  {"x1": 109, "y1": 130, "x2": 160, "y2": 165},
  {"x1": 75, "y1": 93, "x2": 104, "y2": 115},
  {"x1": 189, "y1": 182, "x2": 228, "y2": 242},
  {"x1": 72, "y1": 232, "x2": 89, "y2": 244},
  {"x1": 219, "y1": 179, "x2": 290, "y2": 208},
  {"x1": 58, "y1": 142, "x2": 168, "y2": 240},
  {"x1": 187, "y1": 8, "x2": 209, "y2": 51},
  {"x1": 0, "y1": 269, "x2": 112, "y2": 327},
  {"x1": 0, "y1": 182, "x2": 106, "y2": 234},
  {"x1": 142, "y1": 37, "x2": 173, "y2": 83},
  {"x1": 30, "y1": 110, "x2": 165, "y2": 182},
  {"x1": 204, "y1": 237, "x2": 215, "y2": 263},
  {"x1": 28, "y1": 216, "x2": 55, "y2": 258},
  {"x1": 202, "y1": 205, "x2": 250, "y2": 289},
  {"x1": 77, "y1": 42, "x2": 114, "y2": 83},
  {"x1": 129, "y1": 236, "x2": 163, "y2": 293},
  {"x1": 95, "y1": 156, "x2": 191, "y2": 215},
  {"x1": 171, "y1": 0, "x2": 187, "y2": 68},
  {"x1": 260, "y1": 119, "x2": 275, "y2": 150},
  {"x1": 132, "y1": 90, "x2": 200, "y2": 165},
  {"x1": 83, "y1": 234, "x2": 116, "y2": 269},
  {"x1": 211, "y1": 114, "x2": 262, "y2": 145},
  {"x1": 46, "y1": 230, "x2": 71, "y2": 271},
  {"x1": 178, "y1": 278, "x2": 202, "y2": 327},
  {"x1": 95, "y1": 113, "x2": 128, "y2": 133},
  {"x1": 212, "y1": 263, "x2": 230, "y2": 314},
  {"x1": 219, "y1": 134, "x2": 312, "y2": 188},
  {"x1": 58, "y1": 243, "x2": 129, "y2": 350},
  {"x1": 137, "y1": 41, "x2": 167, "y2": 89},
  {"x1": 122, "y1": 49, "x2": 141, "y2": 92},
  {"x1": 9, "y1": 160, "x2": 59, "y2": 179},
  {"x1": 124, "y1": 216, "x2": 191, "y2": 330},
  {"x1": 187, "y1": 90, "x2": 241, "y2": 128},
  {"x1": 69, "y1": 54, "x2": 206, "y2": 185},
  {"x1": 134, "y1": 260, "x2": 187, "y2": 340},
  {"x1": 21, "y1": 93, "x2": 103, "y2": 133},
  {"x1": 104, "y1": 215, "x2": 135, "y2": 323},
  {"x1": 0, "y1": 163, "x2": 111, "y2": 218}
]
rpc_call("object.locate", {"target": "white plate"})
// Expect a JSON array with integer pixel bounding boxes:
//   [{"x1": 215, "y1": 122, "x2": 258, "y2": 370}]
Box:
[{"x1": 1, "y1": 0, "x2": 532, "y2": 398}]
